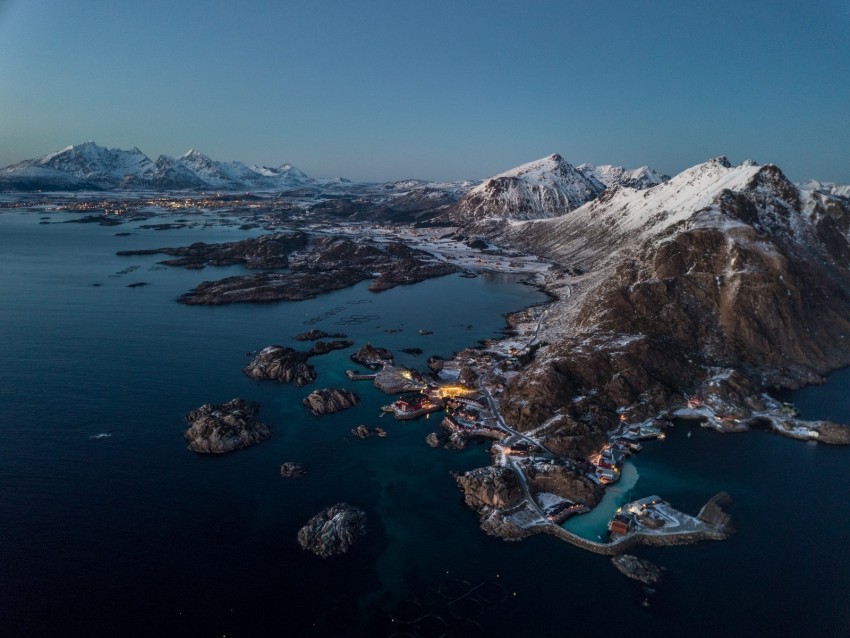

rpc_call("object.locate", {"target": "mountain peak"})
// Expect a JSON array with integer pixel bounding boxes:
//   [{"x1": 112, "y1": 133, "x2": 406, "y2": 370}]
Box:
[
  {"x1": 444, "y1": 153, "x2": 602, "y2": 223},
  {"x1": 180, "y1": 148, "x2": 210, "y2": 161}
]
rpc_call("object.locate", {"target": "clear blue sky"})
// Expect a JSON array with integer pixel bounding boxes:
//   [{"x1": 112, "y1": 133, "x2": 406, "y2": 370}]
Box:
[{"x1": 1, "y1": 0, "x2": 848, "y2": 182}]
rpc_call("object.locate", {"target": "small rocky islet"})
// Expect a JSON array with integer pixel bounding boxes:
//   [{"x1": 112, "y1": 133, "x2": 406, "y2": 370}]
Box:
[
  {"x1": 243, "y1": 345, "x2": 316, "y2": 386},
  {"x1": 308, "y1": 340, "x2": 354, "y2": 356},
  {"x1": 351, "y1": 425, "x2": 387, "y2": 439},
  {"x1": 183, "y1": 398, "x2": 272, "y2": 454},
  {"x1": 294, "y1": 329, "x2": 348, "y2": 341},
  {"x1": 302, "y1": 388, "x2": 359, "y2": 416},
  {"x1": 280, "y1": 462, "x2": 307, "y2": 478},
  {"x1": 350, "y1": 344, "x2": 393, "y2": 370},
  {"x1": 297, "y1": 503, "x2": 367, "y2": 558},
  {"x1": 611, "y1": 554, "x2": 666, "y2": 585}
]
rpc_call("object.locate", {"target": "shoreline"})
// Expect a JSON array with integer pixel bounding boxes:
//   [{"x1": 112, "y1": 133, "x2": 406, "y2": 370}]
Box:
[{"x1": 432, "y1": 236, "x2": 846, "y2": 554}]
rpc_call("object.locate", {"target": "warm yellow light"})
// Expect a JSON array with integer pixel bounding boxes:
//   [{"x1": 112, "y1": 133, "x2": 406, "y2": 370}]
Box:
[{"x1": 437, "y1": 385, "x2": 470, "y2": 398}]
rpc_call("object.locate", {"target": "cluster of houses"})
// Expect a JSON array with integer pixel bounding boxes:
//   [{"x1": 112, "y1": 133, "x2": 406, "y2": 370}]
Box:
[
  {"x1": 590, "y1": 444, "x2": 626, "y2": 484},
  {"x1": 544, "y1": 500, "x2": 591, "y2": 524},
  {"x1": 607, "y1": 495, "x2": 668, "y2": 538}
]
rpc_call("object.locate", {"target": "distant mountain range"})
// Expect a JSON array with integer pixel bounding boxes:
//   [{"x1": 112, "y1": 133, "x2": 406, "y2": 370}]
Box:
[
  {"x1": 2, "y1": 144, "x2": 847, "y2": 233},
  {"x1": 0, "y1": 142, "x2": 311, "y2": 192}
]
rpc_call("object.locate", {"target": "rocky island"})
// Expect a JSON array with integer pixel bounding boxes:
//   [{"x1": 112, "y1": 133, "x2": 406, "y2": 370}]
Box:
[
  {"x1": 611, "y1": 555, "x2": 665, "y2": 585},
  {"x1": 280, "y1": 462, "x2": 307, "y2": 478},
  {"x1": 294, "y1": 329, "x2": 348, "y2": 341},
  {"x1": 297, "y1": 503, "x2": 367, "y2": 558},
  {"x1": 302, "y1": 388, "x2": 359, "y2": 416},
  {"x1": 117, "y1": 231, "x2": 308, "y2": 269},
  {"x1": 308, "y1": 340, "x2": 354, "y2": 356},
  {"x1": 243, "y1": 346, "x2": 316, "y2": 386},
  {"x1": 350, "y1": 344, "x2": 393, "y2": 370},
  {"x1": 119, "y1": 233, "x2": 457, "y2": 304},
  {"x1": 183, "y1": 398, "x2": 272, "y2": 454}
]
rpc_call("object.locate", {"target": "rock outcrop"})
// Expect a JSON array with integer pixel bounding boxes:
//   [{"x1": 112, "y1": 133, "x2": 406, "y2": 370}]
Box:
[
  {"x1": 294, "y1": 329, "x2": 347, "y2": 341},
  {"x1": 243, "y1": 346, "x2": 316, "y2": 386},
  {"x1": 302, "y1": 388, "x2": 359, "y2": 416},
  {"x1": 183, "y1": 398, "x2": 272, "y2": 453},
  {"x1": 478, "y1": 509, "x2": 533, "y2": 541},
  {"x1": 308, "y1": 340, "x2": 354, "y2": 356},
  {"x1": 297, "y1": 503, "x2": 367, "y2": 558},
  {"x1": 455, "y1": 466, "x2": 523, "y2": 511},
  {"x1": 525, "y1": 462, "x2": 603, "y2": 506},
  {"x1": 373, "y1": 365, "x2": 423, "y2": 394},
  {"x1": 350, "y1": 344, "x2": 393, "y2": 370},
  {"x1": 611, "y1": 555, "x2": 665, "y2": 585},
  {"x1": 351, "y1": 425, "x2": 387, "y2": 439},
  {"x1": 280, "y1": 462, "x2": 307, "y2": 478}
]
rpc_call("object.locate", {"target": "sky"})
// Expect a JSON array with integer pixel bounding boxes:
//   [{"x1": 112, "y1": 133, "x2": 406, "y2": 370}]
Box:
[{"x1": 0, "y1": 0, "x2": 849, "y2": 183}]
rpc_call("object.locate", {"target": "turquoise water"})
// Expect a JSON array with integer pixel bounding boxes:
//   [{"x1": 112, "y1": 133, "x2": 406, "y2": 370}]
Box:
[
  {"x1": 563, "y1": 460, "x2": 639, "y2": 540},
  {"x1": 1, "y1": 209, "x2": 849, "y2": 637}
]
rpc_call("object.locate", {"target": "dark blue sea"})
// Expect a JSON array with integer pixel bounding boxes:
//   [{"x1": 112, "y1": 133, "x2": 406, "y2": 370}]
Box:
[{"x1": 1, "y1": 209, "x2": 848, "y2": 637}]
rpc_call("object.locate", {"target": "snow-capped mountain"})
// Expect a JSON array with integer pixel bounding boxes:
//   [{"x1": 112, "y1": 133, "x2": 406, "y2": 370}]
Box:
[
  {"x1": 510, "y1": 156, "x2": 770, "y2": 265},
  {"x1": 0, "y1": 142, "x2": 312, "y2": 192},
  {"x1": 443, "y1": 153, "x2": 602, "y2": 223},
  {"x1": 576, "y1": 163, "x2": 669, "y2": 190},
  {"x1": 0, "y1": 141, "x2": 156, "y2": 190},
  {"x1": 799, "y1": 178, "x2": 850, "y2": 200},
  {"x1": 497, "y1": 155, "x2": 850, "y2": 433}
]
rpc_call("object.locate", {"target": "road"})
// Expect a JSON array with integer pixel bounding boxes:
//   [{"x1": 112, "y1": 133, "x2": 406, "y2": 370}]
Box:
[{"x1": 473, "y1": 301, "x2": 559, "y2": 524}]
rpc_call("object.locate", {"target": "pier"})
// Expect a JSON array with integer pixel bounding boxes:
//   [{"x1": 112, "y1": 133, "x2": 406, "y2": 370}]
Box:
[
  {"x1": 345, "y1": 370, "x2": 376, "y2": 381},
  {"x1": 534, "y1": 492, "x2": 734, "y2": 556}
]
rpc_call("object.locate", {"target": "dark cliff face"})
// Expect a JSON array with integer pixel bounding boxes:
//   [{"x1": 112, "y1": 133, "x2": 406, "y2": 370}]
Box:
[{"x1": 499, "y1": 162, "x2": 850, "y2": 433}]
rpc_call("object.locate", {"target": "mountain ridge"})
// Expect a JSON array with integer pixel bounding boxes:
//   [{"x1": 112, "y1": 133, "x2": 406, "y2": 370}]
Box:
[
  {"x1": 0, "y1": 142, "x2": 311, "y2": 192},
  {"x1": 486, "y1": 156, "x2": 850, "y2": 441}
]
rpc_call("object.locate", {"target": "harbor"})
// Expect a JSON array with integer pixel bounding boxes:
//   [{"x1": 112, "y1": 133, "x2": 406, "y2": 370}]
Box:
[{"x1": 347, "y1": 347, "x2": 732, "y2": 557}]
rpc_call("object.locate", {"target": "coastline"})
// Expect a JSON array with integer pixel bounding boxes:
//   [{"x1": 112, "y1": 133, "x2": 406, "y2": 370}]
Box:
[
  {"x1": 3, "y1": 201, "x2": 850, "y2": 635},
  {"x1": 424, "y1": 233, "x2": 845, "y2": 556}
]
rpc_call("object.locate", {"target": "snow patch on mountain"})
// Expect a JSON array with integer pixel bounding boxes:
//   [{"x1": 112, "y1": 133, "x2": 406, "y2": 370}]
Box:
[
  {"x1": 445, "y1": 153, "x2": 602, "y2": 223},
  {"x1": 577, "y1": 163, "x2": 669, "y2": 190}
]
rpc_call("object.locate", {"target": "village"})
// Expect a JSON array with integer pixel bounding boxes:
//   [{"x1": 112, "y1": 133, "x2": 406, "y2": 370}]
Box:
[{"x1": 343, "y1": 316, "x2": 727, "y2": 554}]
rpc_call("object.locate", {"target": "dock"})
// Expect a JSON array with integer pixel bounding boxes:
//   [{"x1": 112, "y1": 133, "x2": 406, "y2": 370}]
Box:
[
  {"x1": 390, "y1": 403, "x2": 443, "y2": 420},
  {"x1": 345, "y1": 370, "x2": 377, "y2": 381}
]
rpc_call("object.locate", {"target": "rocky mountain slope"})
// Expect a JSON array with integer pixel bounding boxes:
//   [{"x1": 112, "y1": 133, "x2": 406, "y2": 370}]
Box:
[
  {"x1": 494, "y1": 157, "x2": 850, "y2": 438},
  {"x1": 0, "y1": 142, "x2": 311, "y2": 191}
]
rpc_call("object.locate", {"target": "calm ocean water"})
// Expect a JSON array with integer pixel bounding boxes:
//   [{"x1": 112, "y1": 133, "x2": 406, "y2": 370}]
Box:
[{"x1": 1, "y1": 210, "x2": 848, "y2": 637}]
